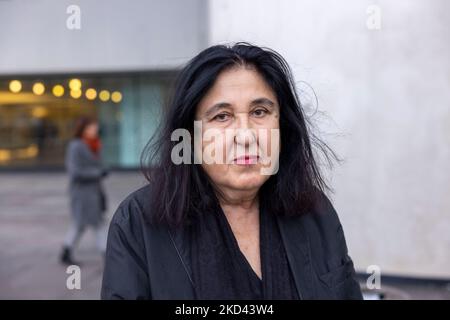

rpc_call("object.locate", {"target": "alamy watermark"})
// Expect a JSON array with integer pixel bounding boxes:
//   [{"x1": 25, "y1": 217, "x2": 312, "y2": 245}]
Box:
[
  {"x1": 66, "y1": 5, "x2": 81, "y2": 30},
  {"x1": 170, "y1": 121, "x2": 280, "y2": 175},
  {"x1": 66, "y1": 265, "x2": 81, "y2": 290},
  {"x1": 366, "y1": 5, "x2": 382, "y2": 30},
  {"x1": 366, "y1": 264, "x2": 381, "y2": 290}
]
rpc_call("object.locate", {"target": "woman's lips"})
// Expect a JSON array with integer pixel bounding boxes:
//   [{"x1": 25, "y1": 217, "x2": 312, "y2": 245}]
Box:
[{"x1": 233, "y1": 155, "x2": 259, "y2": 165}]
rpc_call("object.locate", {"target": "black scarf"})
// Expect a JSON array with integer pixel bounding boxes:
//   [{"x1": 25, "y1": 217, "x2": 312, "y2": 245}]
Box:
[{"x1": 189, "y1": 198, "x2": 300, "y2": 300}]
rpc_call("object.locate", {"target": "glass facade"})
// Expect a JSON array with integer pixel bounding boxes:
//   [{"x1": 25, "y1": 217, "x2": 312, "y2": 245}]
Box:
[{"x1": 0, "y1": 72, "x2": 175, "y2": 169}]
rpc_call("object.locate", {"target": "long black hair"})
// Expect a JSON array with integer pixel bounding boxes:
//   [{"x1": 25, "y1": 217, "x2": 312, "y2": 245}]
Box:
[{"x1": 140, "y1": 42, "x2": 338, "y2": 227}]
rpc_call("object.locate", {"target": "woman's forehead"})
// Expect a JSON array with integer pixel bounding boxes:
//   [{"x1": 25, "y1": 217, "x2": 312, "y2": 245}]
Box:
[{"x1": 197, "y1": 67, "x2": 278, "y2": 114}]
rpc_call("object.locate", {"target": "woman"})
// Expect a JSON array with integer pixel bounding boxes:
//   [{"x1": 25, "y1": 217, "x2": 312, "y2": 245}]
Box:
[
  {"x1": 60, "y1": 117, "x2": 108, "y2": 265},
  {"x1": 101, "y1": 43, "x2": 363, "y2": 300}
]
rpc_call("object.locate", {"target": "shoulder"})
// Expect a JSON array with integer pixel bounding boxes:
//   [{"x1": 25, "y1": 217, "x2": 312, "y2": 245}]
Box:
[
  {"x1": 104, "y1": 184, "x2": 154, "y2": 265},
  {"x1": 298, "y1": 190, "x2": 349, "y2": 265},
  {"x1": 110, "y1": 184, "x2": 152, "y2": 230},
  {"x1": 102, "y1": 185, "x2": 153, "y2": 299},
  {"x1": 69, "y1": 138, "x2": 83, "y2": 147},
  {"x1": 67, "y1": 139, "x2": 85, "y2": 152},
  {"x1": 303, "y1": 190, "x2": 342, "y2": 235}
]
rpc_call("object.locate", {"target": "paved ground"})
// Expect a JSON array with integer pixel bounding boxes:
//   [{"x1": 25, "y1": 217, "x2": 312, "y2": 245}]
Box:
[
  {"x1": 1, "y1": 171, "x2": 449, "y2": 300},
  {"x1": 0, "y1": 171, "x2": 147, "y2": 299}
]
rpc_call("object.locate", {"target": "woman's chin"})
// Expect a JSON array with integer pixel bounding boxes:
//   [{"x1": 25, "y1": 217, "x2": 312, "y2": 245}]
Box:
[{"x1": 227, "y1": 173, "x2": 268, "y2": 191}]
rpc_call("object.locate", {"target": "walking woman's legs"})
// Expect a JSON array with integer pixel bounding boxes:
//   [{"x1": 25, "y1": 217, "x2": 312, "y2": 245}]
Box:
[
  {"x1": 93, "y1": 223, "x2": 107, "y2": 254},
  {"x1": 60, "y1": 221, "x2": 86, "y2": 265},
  {"x1": 63, "y1": 222, "x2": 86, "y2": 249}
]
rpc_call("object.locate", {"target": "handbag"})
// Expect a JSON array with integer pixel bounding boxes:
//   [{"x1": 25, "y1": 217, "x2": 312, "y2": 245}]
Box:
[{"x1": 100, "y1": 188, "x2": 107, "y2": 212}]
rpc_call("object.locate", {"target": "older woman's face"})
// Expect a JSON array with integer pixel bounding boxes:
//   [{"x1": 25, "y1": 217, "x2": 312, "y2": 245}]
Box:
[{"x1": 195, "y1": 66, "x2": 280, "y2": 195}]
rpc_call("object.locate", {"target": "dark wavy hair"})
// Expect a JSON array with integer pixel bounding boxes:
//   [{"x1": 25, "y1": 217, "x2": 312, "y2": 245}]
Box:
[{"x1": 141, "y1": 42, "x2": 337, "y2": 227}]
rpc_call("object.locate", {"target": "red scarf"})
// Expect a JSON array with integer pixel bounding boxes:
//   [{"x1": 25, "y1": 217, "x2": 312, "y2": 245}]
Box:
[{"x1": 83, "y1": 137, "x2": 101, "y2": 156}]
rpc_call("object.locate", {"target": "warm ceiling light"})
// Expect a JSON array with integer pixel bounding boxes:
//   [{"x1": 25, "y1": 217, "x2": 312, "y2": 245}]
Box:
[
  {"x1": 69, "y1": 78, "x2": 82, "y2": 90},
  {"x1": 99, "y1": 90, "x2": 110, "y2": 102},
  {"x1": 52, "y1": 85, "x2": 65, "y2": 97},
  {"x1": 9, "y1": 80, "x2": 22, "y2": 93},
  {"x1": 70, "y1": 89, "x2": 82, "y2": 99},
  {"x1": 111, "y1": 91, "x2": 122, "y2": 103},
  {"x1": 85, "y1": 88, "x2": 97, "y2": 100},
  {"x1": 32, "y1": 82, "x2": 45, "y2": 95}
]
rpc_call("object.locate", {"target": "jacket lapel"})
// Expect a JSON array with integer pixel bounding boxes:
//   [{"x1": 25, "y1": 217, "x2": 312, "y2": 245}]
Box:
[
  {"x1": 166, "y1": 226, "x2": 196, "y2": 298},
  {"x1": 167, "y1": 214, "x2": 316, "y2": 300},
  {"x1": 276, "y1": 215, "x2": 316, "y2": 300},
  {"x1": 145, "y1": 222, "x2": 195, "y2": 299}
]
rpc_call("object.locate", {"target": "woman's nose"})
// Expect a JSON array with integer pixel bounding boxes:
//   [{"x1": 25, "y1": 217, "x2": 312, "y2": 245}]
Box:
[
  {"x1": 232, "y1": 114, "x2": 257, "y2": 146},
  {"x1": 234, "y1": 128, "x2": 256, "y2": 147}
]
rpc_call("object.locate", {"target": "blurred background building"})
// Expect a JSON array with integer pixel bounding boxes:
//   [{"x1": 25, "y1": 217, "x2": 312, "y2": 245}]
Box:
[
  {"x1": 0, "y1": 0, "x2": 207, "y2": 169},
  {"x1": 0, "y1": 0, "x2": 449, "y2": 299}
]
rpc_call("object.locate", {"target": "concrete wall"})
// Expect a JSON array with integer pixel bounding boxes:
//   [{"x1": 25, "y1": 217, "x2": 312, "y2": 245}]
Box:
[
  {"x1": 0, "y1": 0, "x2": 208, "y2": 74},
  {"x1": 208, "y1": 0, "x2": 450, "y2": 278}
]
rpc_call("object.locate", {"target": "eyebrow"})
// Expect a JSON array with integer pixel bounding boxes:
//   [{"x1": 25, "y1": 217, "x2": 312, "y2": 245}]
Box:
[
  {"x1": 250, "y1": 97, "x2": 275, "y2": 108},
  {"x1": 204, "y1": 97, "x2": 276, "y2": 117}
]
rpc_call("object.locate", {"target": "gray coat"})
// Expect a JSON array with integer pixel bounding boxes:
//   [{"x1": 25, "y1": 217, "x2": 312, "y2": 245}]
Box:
[{"x1": 65, "y1": 138, "x2": 106, "y2": 227}]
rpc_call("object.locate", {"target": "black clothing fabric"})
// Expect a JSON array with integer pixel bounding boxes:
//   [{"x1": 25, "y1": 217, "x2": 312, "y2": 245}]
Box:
[
  {"x1": 188, "y1": 198, "x2": 299, "y2": 299},
  {"x1": 101, "y1": 184, "x2": 363, "y2": 300}
]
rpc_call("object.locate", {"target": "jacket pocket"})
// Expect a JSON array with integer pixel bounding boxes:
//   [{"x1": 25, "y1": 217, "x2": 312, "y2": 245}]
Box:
[{"x1": 317, "y1": 257, "x2": 354, "y2": 288}]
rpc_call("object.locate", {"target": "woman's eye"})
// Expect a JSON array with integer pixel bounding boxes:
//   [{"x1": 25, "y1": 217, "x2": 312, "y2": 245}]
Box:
[
  {"x1": 252, "y1": 108, "x2": 268, "y2": 117},
  {"x1": 212, "y1": 113, "x2": 231, "y2": 122}
]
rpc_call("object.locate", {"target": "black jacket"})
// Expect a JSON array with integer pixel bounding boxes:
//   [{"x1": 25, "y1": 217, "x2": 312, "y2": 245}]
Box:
[{"x1": 101, "y1": 185, "x2": 363, "y2": 300}]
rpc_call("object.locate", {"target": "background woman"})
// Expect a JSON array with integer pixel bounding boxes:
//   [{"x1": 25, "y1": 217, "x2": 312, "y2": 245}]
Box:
[{"x1": 60, "y1": 117, "x2": 108, "y2": 265}]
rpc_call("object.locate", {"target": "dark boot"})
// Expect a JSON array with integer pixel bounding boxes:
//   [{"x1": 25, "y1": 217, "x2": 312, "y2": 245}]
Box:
[{"x1": 60, "y1": 246, "x2": 81, "y2": 266}]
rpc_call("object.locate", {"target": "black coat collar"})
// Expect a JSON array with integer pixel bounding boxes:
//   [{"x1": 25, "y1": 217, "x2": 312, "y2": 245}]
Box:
[{"x1": 167, "y1": 214, "x2": 313, "y2": 300}]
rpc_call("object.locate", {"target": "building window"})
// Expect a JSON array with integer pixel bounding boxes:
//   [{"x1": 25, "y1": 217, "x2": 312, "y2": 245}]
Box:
[{"x1": 0, "y1": 72, "x2": 175, "y2": 169}]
